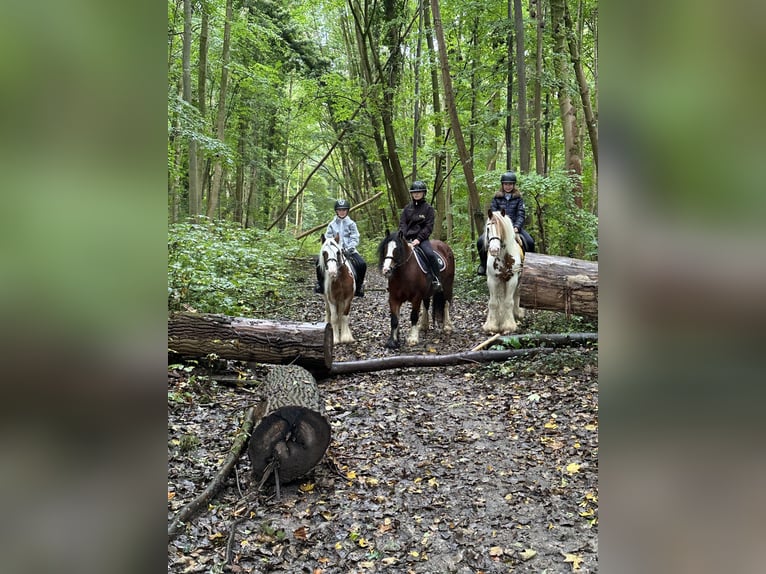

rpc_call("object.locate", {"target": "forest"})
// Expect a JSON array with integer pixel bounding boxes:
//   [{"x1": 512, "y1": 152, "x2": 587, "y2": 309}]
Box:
[
  {"x1": 168, "y1": 1, "x2": 599, "y2": 571},
  {"x1": 167, "y1": 0, "x2": 598, "y2": 265}
]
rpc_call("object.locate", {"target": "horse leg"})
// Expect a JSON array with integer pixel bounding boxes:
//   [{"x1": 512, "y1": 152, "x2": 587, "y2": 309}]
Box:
[
  {"x1": 500, "y1": 278, "x2": 518, "y2": 333},
  {"x1": 512, "y1": 275, "x2": 525, "y2": 322},
  {"x1": 407, "y1": 298, "x2": 425, "y2": 346},
  {"x1": 386, "y1": 300, "x2": 401, "y2": 349},
  {"x1": 327, "y1": 299, "x2": 342, "y2": 342},
  {"x1": 339, "y1": 291, "x2": 355, "y2": 343},
  {"x1": 323, "y1": 297, "x2": 332, "y2": 325},
  {"x1": 443, "y1": 299, "x2": 453, "y2": 332},
  {"x1": 483, "y1": 272, "x2": 501, "y2": 333}
]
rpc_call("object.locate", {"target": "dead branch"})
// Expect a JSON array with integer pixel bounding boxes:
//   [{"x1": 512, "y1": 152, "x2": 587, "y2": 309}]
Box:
[
  {"x1": 295, "y1": 191, "x2": 385, "y2": 240},
  {"x1": 168, "y1": 405, "x2": 260, "y2": 539},
  {"x1": 326, "y1": 332, "x2": 597, "y2": 376}
]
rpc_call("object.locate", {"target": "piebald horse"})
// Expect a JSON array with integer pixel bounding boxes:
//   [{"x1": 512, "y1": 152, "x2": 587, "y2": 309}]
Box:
[
  {"x1": 483, "y1": 209, "x2": 525, "y2": 333},
  {"x1": 318, "y1": 235, "x2": 355, "y2": 344}
]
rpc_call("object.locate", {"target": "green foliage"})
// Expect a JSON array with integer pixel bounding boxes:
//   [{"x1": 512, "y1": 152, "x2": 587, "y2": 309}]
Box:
[
  {"x1": 168, "y1": 219, "x2": 304, "y2": 316},
  {"x1": 521, "y1": 172, "x2": 599, "y2": 260},
  {"x1": 522, "y1": 309, "x2": 598, "y2": 335},
  {"x1": 486, "y1": 346, "x2": 597, "y2": 378}
]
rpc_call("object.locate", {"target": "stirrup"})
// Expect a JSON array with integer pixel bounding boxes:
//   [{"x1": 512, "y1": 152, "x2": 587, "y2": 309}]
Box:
[{"x1": 432, "y1": 280, "x2": 443, "y2": 293}]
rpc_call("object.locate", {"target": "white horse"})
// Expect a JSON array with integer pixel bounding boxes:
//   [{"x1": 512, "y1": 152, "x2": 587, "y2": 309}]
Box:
[
  {"x1": 318, "y1": 235, "x2": 355, "y2": 344},
  {"x1": 482, "y1": 209, "x2": 525, "y2": 333}
]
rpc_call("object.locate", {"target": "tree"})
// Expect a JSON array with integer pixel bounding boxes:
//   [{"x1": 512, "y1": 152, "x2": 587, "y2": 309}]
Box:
[
  {"x1": 206, "y1": 0, "x2": 233, "y2": 219},
  {"x1": 182, "y1": 0, "x2": 201, "y2": 218},
  {"x1": 550, "y1": 0, "x2": 583, "y2": 207},
  {"x1": 429, "y1": 0, "x2": 483, "y2": 236},
  {"x1": 167, "y1": 0, "x2": 598, "y2": 265},
  {"x1": 514, "y1": 0, "x2": 531, "y2": 173}
]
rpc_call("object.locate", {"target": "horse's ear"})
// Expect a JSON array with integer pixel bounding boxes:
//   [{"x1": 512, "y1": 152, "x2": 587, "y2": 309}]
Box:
[
  {"x1": 334, "y1": 233, "x2": 340, "y2": 243},
  {"x1": 487, "y1": 208, "x2": 493, "y2": 219},
  {"x1": 500, "y1": 208, "x2": 506, "y2": 218}
]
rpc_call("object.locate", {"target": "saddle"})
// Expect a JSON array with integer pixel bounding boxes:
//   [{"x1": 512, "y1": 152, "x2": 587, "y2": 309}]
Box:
[{"x1": 413, "y1": 246, "x2": 445, "y2": 275}]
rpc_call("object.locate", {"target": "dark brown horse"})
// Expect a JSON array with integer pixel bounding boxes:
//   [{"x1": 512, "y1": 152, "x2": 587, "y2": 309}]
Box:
[{"x1": 377, "y1": 230, "x2": 455, "y2": 348}]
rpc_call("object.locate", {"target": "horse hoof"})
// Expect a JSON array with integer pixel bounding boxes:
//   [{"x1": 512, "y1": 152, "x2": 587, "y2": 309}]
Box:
[{"x1": 385, "y1": 340, "x2": 399, "y2": 349}]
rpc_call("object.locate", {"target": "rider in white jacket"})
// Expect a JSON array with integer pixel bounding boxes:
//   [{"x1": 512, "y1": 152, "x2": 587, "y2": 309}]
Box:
[{"x1": 314, "y1": 199, "x2": 367, "y2": 297}]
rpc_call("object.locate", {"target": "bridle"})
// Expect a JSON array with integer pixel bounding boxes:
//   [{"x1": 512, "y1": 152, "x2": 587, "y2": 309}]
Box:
[
  {"x1": 382, "y1": 237, "x2": 413, "y2": 272},
  {"x1": 322, "y1": 240, "x2": 345, "y2": 270},
  {"x1": 486, "y1": 218, "x2": 505, "y2": 251}
]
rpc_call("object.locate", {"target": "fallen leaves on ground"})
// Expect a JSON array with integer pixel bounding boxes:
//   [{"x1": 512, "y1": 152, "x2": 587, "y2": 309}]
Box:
[{"x1": 168, "y1": 260, "x2": 598, "y2": 572}]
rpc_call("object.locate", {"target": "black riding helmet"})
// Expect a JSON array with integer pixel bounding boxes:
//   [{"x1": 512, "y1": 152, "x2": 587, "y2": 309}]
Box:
[
  {"x1": 334, "y1": 199, "x2": 351, "y2": 211},
  {"x1": 409, "y1": 181, "x2": 427, "y2": 193},
  {"x1": 500, "y1": 171, "x2": 517, "y2": 184}
]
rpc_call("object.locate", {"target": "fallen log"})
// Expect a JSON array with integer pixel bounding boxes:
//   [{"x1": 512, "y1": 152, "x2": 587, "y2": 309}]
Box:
[
  {"x1": 248, "y1": 365, "x2": 331, "y2": 490},
  {"x1": 520, "y1": 253, "x2": 598, "y2": 318},
  {"x1": 168, "y1": 313, "x2": 333, "y2": 378},
  {"x1": 327, "y1": 332, "x2": 597, "y2": 376}
]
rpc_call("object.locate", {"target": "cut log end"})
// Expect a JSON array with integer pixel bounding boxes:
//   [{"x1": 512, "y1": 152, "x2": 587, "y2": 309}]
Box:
[{"x1": 248, "y1": 405, "x2": 331, "y2": 484}]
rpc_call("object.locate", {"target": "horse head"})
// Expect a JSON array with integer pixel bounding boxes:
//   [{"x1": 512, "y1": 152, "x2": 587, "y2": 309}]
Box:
[
  {"x1": 320, "y1": 235, "x2": 344, "y2": 280},
  {"x1": 378, "y1": 230, "x2": 405, "y2": 278},
  {"x1": 486, "y1": 210, "x2": 516, "y2": 258}
]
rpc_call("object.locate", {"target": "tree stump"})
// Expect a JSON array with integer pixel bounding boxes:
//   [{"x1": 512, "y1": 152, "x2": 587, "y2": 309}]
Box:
[{"x1": 248, "y1": 365, "x2": 331, "y2": 486}]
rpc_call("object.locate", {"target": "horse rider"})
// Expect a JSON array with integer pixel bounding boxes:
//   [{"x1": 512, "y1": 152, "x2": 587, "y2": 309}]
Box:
[
  {"x1": 315, "y1": 199, "x2": 367, "y2": 297},
  {"x1": 476, "y1": 170, "x2": 536, "y2": 275},
  {"x1": 398, "y1": 180, "x2": 442, "y2": 292}
]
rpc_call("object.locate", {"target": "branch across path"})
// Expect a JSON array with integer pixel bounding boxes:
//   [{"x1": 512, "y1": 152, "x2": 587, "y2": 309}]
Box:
[{"x1": 328, "y1": 333, "x2": 597, "y2": 376}]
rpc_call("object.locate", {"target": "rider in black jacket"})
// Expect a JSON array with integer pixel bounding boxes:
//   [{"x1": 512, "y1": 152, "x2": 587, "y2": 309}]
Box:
[
  {"x1": 398, "y1": 181, "x2": 442, "y2": 292},
  {"x1": 476, "y1": 171, "x2": 535, "y2": 275}
]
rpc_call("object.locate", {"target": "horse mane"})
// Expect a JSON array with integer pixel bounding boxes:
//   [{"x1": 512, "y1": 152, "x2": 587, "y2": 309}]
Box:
[{"x1": 489, "y1": 210, "x2": 515, "y2": 243}]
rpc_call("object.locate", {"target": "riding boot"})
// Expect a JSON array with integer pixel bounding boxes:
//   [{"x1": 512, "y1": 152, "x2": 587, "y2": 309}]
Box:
[
  {"x1": 430, "y1": 258, "x2": 443, "y2": 292},
  {"x1": 352, "y1": 254, "x2": 366, "y2": 297},
  {"x1": 314, "y1": 267, "x2": 324, "y2": 294},
  {"x1": 476, "y1": 237, "x2": 487, "y2": 275},
  {"x1": 477, "y1": 250, "x2": 487, "y2": 276}
]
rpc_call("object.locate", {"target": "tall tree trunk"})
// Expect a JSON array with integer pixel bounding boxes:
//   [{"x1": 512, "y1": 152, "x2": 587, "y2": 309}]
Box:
[
  {"x1": 514, "y1": 0, "x2": 531, "y2": 173},
  {"x1": 504, "y1": 0, "x2": 514, "y2": 169},
  {"x1": 412, "y1": 0, "x2": 423, "y2": 178},
  {"x1": 183, "y1": 0, "x2": 201, "y2": 218},
  {"x1": 206, "y1": 0, "x2": 233, "y2": 219},
  {"x1": 234, "y1": 115, "x2": 247, "y2": 224},
  {"x1": 424, "y1": 2, "x2": 448, "y2": 241},
  {"x1": 563, "y1": 3, "x2": 597, "y2": 171},
  {"x1": 469, "y1": 15, "x2": 479, "y2": 159},
  {"x1": 532, "y1": 0, "x2": 545, "y2": 175},
  {"x1": 196, "y1": 4, "x2": 209, "y2": 196},
  {"x1": 550, "y1": 0, "x2": 583, "y2": 207},
  {"x1": 347, "y1": 0, "x2": 409, "y2": 208},
  {"x1": 430, "y1": 0, "x2": 484, "y2": 236}
]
